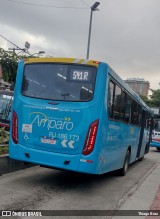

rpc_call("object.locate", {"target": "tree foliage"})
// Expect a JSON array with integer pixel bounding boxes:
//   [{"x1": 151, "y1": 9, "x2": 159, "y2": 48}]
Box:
[
  {"x1": 140, "y1": 89, "x2": 160, "y2": 108},
  {"x1": 0, "y1": 48, "x2": 27, "y2": 85},
  {"x1": 149, "y1": 89, "x2": 160, "y2": 107},
  {"x1": 139, "y1": 95, "x2": 151, "y2": 106}
]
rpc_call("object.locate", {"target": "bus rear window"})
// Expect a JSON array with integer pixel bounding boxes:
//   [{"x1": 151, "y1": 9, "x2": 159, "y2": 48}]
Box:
[{"x1": 22, "y1": 64, "x2": 97, "y2": 101}]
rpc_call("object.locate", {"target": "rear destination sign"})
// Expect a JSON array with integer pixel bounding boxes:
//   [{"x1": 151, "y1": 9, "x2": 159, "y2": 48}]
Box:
[{"x1": 70, "y1": 69, "x2": 91, "y2": 81}]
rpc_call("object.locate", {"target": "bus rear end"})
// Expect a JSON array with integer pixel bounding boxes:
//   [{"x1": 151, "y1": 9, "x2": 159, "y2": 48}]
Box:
[
  {"x1": 150, "y1": 115, "x2": 160, "y2": 151},
  {"x1": 9, "y1": 58, "x2": 105, "y2": 174}
]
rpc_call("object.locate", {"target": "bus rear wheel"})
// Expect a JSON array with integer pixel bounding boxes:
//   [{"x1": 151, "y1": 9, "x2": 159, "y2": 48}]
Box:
[
  {"x1": 139, "y1": 156, "x2": 144, "y2": 161},
  {"x1": 156, "y1": 147, "x2": 160, "y2": 151},
  {"x1": 119, "y1": 150, "x2": 130, "y2": 176}
]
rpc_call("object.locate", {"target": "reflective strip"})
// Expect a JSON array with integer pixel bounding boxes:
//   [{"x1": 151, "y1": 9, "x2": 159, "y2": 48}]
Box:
[
  {"x1": 24, "y1": 58, "x2": 99, "y2": 67},
  {"x1": 73, "y1": 59, "x2": 81, "y2": 64},
  {"x1": 80, "y1": 159, "x2": 87, "y2": 163},
  {"x1": 80, "y1": 159, "x2": 93, "y2": 163},
  {"x1": 152, "y1": 139, "x2": 160, "y2": 142},
  {"x1": 81, "y1": 59, "x2": 89, "y2": 65}
]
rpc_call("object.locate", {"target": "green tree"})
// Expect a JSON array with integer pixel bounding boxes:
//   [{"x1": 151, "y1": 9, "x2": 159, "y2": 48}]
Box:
[
  {"x1": 0, "y1": 48, "x2": 27, "y2": 85},
  {"x1": 140, "y1": 89, "x2": 160, "y2": 108},
  {"x1": 0, "y1": 48, "x2": 19, "y2": 84},
  {"x1": 139, "y1": 94, "x2": 152, "y2": 106},
  {"x1": 149, "y1": 89, "x2": 160, "y2": 107}
]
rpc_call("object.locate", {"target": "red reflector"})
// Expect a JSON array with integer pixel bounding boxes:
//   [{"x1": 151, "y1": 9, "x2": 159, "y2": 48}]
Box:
[
  {"x1": 12, "y1": 111, "x2": 18, "y2": 144},
  {"x1": 93, "y1": 61, "x2": 100, "y2": 64},
  {"x1": 86, "y1": 160, "x2": 93, "y2": 163},
  {"x1": 82, "y1": 120, "x2": 99, "y2": 156}
]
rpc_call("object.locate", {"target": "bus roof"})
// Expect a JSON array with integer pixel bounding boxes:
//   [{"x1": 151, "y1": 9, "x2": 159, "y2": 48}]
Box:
[
  {"x1": 107, "y1": 64, "x2": 152, "y2": 113},
  {"x1": 24, "y1": 57, "x2": 100, "y2": 67}
]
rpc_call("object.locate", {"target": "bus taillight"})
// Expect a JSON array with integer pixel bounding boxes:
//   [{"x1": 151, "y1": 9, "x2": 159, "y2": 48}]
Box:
[
  {"x1": 12, "y1": 111, "x2": 18, "y2": 144},
  {"x1": 82, "y1": 120, "x2": 99, "y2": 156}
]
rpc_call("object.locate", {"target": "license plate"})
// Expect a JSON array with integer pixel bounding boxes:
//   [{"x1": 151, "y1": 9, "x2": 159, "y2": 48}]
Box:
[{"x1": 40, "y1": 137, "x2": 56, "y2": 145}]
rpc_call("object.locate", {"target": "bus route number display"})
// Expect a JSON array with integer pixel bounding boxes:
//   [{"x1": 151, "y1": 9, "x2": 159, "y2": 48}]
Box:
[{"x1": 70, "y1": 69, "x2": 91, "y2": 82}]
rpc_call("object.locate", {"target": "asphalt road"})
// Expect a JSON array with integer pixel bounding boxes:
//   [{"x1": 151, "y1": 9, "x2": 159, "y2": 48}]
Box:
[{"x1": 0, "y1": 148, "x2": 159, "y2": 219}]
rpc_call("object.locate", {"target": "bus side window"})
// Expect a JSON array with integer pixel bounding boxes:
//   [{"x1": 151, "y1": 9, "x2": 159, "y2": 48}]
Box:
[
  {"x1": 137, "y1": 104, "x2": 142, "y2": 126},
  {"x1": 155, "y1": 121, "x2": 159, "y2": 129},
  {"x1": 121, "y1": 92, "x2": 130, "y2": 123},
  {"x1": 108, "y1": 81, "x2": 115, "y2": 118},
  {"x1": 113, "y1": 84, "x2": 122, "y2": 120},
  {"x1": 145, "y1": 112, "x2": 152, "y2": 129},
  {"x1": 131, "y1": 100, "x2": 138, "y2": 125}
]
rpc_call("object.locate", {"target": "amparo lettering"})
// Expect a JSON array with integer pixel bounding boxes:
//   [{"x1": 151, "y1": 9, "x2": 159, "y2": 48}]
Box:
[{"x1": 31, "y1": 113, "x2": 74, "y2": 131}]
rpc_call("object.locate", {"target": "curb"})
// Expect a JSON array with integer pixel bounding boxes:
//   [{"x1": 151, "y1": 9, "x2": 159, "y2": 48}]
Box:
[
  {"x1": 110, "y1": 163, "x2": 159, "y2": 212},
  {"x1": 110, "y1": 163, "x2": 160, "y2": 219},
  {"x1": 0, "y1": 155, "x2": 35, "y2": 175}
]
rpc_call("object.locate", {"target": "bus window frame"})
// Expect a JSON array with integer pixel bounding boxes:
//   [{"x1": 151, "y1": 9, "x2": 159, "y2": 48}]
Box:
[
  {"x1": 21, "y1": 62, "x2": 98, "y2": 103},
  {"x1": 107, "y1": 76, "x2": 151, "y2": 128}
]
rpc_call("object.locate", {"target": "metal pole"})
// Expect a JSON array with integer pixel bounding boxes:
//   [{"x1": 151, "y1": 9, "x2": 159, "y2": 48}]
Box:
[
  {"x1": 13, "y1": 48, "x2": 15, "y2": 58},
  {"x1": 86, "y1": 8, "x2": 93, "y2": 59}
]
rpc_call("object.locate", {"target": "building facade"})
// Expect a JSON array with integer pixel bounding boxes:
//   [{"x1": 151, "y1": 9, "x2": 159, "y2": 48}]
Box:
[{"x1": 125, "y1": 78, "x2": 150, "y2": 97}]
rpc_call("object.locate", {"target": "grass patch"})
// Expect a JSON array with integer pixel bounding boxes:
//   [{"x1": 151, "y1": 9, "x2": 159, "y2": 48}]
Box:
[
  {"x1": 0, "y1": 127, "x2": 9, "y2": 155},
  {"x1": 0, "y1": 127, "x2": 9, "y2": 144},
  {"x1": 0, "y1": 145, "x2": 8, "y2": 156}
]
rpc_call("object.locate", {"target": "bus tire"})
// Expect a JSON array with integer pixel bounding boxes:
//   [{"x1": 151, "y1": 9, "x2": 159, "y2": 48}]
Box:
[
  {"x1": 156, "y1": 147, "x2": 160, "y2": 151},
  {"x1": 119, "y1": 150, "x2": 130, "y2": 176},
  {"x1": 139, "y1": 146, "x2": 146, "y2": 161},
  {"x1": 139, "y1": 156, "x2": 144, "y2": 161},
  {"x1": 145, "y1": 143, "x2": 150, "y2": 154}
]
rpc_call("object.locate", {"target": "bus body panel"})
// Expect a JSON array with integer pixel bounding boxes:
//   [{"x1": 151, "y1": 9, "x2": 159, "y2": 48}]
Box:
[
  {"x1": 13, "y1": 97, "x2": 100, "y2": 155},
  {"x1": 9, "y1": 60, "x2": 107, "y2": 174},
  {"x1": 10, "y1": 142, "x2": 100, "y2": 174},
  {"x1": 97, "y1": 71, "x2": 143, "y2": 174},
  {"x1": 9, "y1": 58, "x2": 153, "y2": 175},
  {"x1": 97, "y1": 120, "x2": 140, "y2": 174},
  {"x1": 97, "y1": 67, "x2": 152, "y2": 174}
]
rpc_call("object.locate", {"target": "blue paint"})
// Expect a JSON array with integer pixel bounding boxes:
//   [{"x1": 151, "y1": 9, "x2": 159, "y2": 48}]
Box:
[{"x1": 9, "y1": 59, "x2": 153, "y2": 174}]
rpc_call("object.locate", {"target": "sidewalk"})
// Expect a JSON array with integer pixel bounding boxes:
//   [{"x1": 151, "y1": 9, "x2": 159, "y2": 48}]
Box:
[{"x1": 111, "y1": 163, "x2": 160, "y2": 219}]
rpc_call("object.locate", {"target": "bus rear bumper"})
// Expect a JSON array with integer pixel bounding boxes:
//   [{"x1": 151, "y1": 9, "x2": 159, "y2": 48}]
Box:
[
  {"x1": 9, "y1": 143, "x2": 99, "y2": 174},
  {"x1": 150, "y1": 142, "x2": 160, "y2": 148}
]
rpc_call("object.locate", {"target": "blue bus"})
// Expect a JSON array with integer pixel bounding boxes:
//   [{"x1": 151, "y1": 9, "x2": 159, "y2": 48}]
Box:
[
  {"x1": 150, "y1": 114, "x2": 160, "y2": 151},
  {"x1": 9, "y1": 58, "x2": 153, "y2": 175}
]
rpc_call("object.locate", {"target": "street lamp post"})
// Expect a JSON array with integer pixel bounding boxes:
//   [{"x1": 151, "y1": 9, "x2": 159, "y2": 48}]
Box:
[
  {"x1": 30, "y1": 51, "x2": 45, "y2": 57},
  {"x1": 8, "y1": 41, "x2": 31, "y2": 56},
  {"x1": 86, "y1": 2, "x2": 100, "y2": 59}
]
